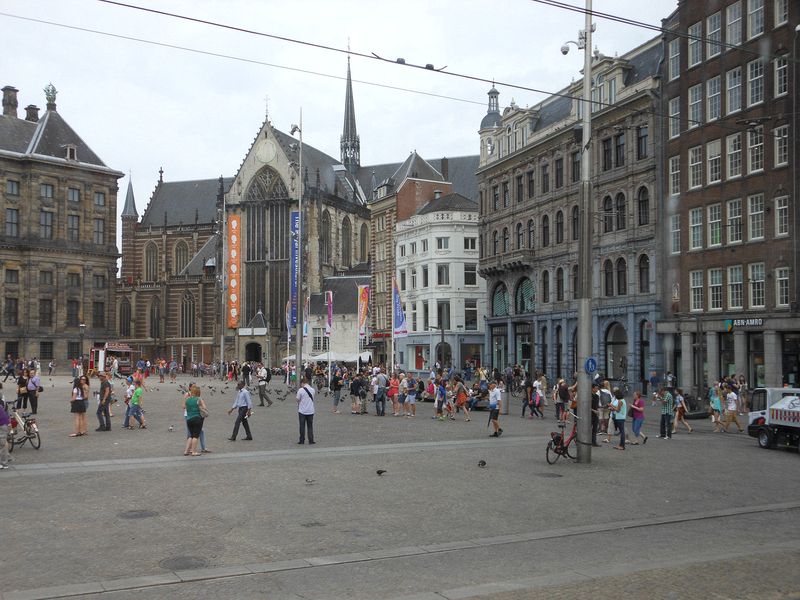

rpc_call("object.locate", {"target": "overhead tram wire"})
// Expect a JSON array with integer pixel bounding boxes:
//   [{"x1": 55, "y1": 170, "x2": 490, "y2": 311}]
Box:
[{"x1": 529, "y1": 0, "x2": 799, "y2": 65}]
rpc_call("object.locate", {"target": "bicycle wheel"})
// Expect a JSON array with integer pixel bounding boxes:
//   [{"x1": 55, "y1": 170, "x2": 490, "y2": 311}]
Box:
[
  {"x1": 546, "y1": 440, "x2": 561, "y2": 464},
  {"x1": 27, "y1": 427, "x2": 41, "y2": 450},
  {"x1": 564, "y1": 438, "x2": 577, "y2": 459},
  {"x1": 511, "y1": 385, "x2": 523, "y2": 398},
  {"x1": 7, "y1": 432, "x2": 15, "y2": 453}
]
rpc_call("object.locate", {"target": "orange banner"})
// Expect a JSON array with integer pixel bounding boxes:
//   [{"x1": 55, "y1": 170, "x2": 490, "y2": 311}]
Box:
[{"x1": 227, "y1": 215, "x2": 241, "y2": 328}]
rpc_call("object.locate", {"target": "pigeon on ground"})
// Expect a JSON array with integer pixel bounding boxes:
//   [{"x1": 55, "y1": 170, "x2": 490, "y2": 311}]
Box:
[
  {"x1": 168, "y1": 425, "x2": 174, "y2": 432},
  {"x1": 305, "y1": 478, "x2": 316, "y2": 485},
  {"x1": 478, "y1": 460, "x2": 487, "y2": 468},
  {"x1": 376, "y1": 469, "x2": 387, "y2": 476}
]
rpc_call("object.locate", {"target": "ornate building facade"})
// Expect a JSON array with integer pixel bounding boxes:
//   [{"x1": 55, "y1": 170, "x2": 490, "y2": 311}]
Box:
[{"x1": 1, "y1": 84, "x2": 123, "y2": 362}]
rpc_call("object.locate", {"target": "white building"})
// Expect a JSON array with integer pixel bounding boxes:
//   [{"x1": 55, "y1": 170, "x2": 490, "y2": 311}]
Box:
[{"x1": 394, "y1": 192, "x2": 487, "y2": 375}]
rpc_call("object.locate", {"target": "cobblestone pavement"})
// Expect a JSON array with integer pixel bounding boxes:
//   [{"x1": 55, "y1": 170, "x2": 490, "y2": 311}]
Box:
[{"x1": 1, "y1": 375, "x2": 798, "y2": 599}]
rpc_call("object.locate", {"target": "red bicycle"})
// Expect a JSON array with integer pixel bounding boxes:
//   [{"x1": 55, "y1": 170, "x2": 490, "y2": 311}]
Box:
[{"x1": 546, "y1": 411, "x2": 578, "y2": 464}]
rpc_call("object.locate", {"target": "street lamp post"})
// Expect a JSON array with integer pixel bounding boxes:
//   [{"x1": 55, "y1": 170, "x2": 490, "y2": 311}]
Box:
[
  {"x1": 291, "y1": 112, "x2": 304, "y2": 381},
  {"x1": 79, "y1": 322, "x2": 86, "y2": 376},
  {"x1": 563, "y1": 0, "x2": 594, "y2": 463},
  {"x1": 429, "y1": 324, "x2": 446, "y2": 367}
]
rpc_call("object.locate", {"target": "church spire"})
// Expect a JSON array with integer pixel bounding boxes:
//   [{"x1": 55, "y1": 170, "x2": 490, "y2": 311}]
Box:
[
  {"x1": 340, "y1": 56, "x2": 360, "y2": 176},
  {"x1": 121, "y1": 178, "x2": 138, "y2": 219}
]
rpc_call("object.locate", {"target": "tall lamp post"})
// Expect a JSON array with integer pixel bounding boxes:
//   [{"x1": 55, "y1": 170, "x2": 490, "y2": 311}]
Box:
[
  {"x1": 79, "y1": 322, "x2": 86, "y2": 375},
  {"x1": 429, "y1": 324, "x2": 446, "y2": 368},
  {"x1": 562, "y1": 0, "x2": 594, "y2": 463},
  {"x1": 291, "y1": 112, "x2": 304, "y2": 379}
]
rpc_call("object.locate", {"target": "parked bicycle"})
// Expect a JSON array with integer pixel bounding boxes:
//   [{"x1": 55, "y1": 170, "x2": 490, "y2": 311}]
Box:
[
  {"x1": 546, "y1": 411, "x2": 578, "y2": 464},
  {"x1": 4, "y1": 398, "x2": 41, "y2": 452},
  {"x1": 510, "y1": 376, "x2": 525, "y2": 398}
]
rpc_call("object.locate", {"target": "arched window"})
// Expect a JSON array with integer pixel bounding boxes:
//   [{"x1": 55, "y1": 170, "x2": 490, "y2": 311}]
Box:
[
  {"x1": 493, "y1": 231, "x2": 499, "y2": 255},
  {"x1": 502, "y1": 227, "x2": 509, "y2": 253},
  {"x1": 638, "y1": 254, "x2": 650, "y2": 293},
  {"x1": 515, "y1": 277, "x2": 535, "y2": 313},
  {"x1": 341, "y1": 217, "x2": 352, "y2": 267},
  {"x1": 144, "y1": 242, "x2": 159, "y2": 282},
  {"x1": 119, "y1": 298, "x2": 131, "y2": 337},
  {"x1": 174, "y1": 240, "x2": 189, "y2": 275},
  {"x1": 541, "y1": 270, "x2": 550, "y2": 303},
  {"x1": 516, "y1": 223, "x2": 524, "y2": 249},
  {"x1": 616, "y1": 258, "x2": 627, "y2": 295},
  {"x1": 542, "y1": 215, "x2": 550, "y2": 247},
  {"x1": 572, "y1": 265, "x2": 578, "y2": 299},
  {"x1": 603, "y1": 260, "x2": 614, "y2": 296},
  {"x1": 360, "y1": 223, "x2": 369, "y2": 262},
  {"x1": 615, "y1": 192, "x2": 627, "y2": 230},
  {"x1": 181, "y1": 292, "x2": 196, "y2": 338},
  {"x1": 556, "y1": 267, "x2": 564, "y2": 301},
  {"x1": 571, "y1": 205, "x2": 579, "y2": 240},
  {"x1": 149, "y1": 297, "x2": 160, "y2": 339},
  {"x1": 527, "y1": 219, "x2": 535, "y2": 248},
  {"x1": 320, "y1": 211, "x2": 331, "y2": 264},
  {"x1": 555, "y1": 210, "x2": 564, "y2": 243},
  {"x1": 492, "y1": 283, "x2": 510, "y2": 317},
  {"x1": 603, "y1": 196, "x2": 614, "y2": 232},
  {"x1": 637, "y1": 187, "x2": 650, "y2": 225}
]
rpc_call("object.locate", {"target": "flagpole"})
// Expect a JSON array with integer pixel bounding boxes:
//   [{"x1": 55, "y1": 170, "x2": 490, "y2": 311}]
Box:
[
  {"x1": 391, "y1": 277, "x2": 395, "y2": 375},
  {"x1": 327, "y1": 292, "x2": 332, "y2": 388}
]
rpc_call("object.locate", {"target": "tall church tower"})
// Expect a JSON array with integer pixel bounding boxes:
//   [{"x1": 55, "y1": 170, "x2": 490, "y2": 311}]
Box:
[
  {"x1": 120, "y1": 179, "x2": 138, "y2": 282},
  {"x1": 340, "y1": 57, "x2": 360, "y2": 176}
]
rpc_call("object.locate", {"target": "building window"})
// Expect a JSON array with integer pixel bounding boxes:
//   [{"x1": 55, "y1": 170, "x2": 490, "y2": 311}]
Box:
[
  {"x1": 181, "y1": 293, "x2": 196, "y2": 338},
  {"x1": 614, "y1": 133, "x2": 625, "y2": 167},
  {"x1": 39, "y1": 299, "x2": 53, "y2": 327},
  {"x1": 776, "y1": 267, "x2": 789, "y2": 307},
  {"x1": 747, "y1": 59, "x2": 764, "y2": 106},
  {"x1": 66, "y1": 214, "x2": 79, "y2": 241},
  {"x1": 514, "y1": 223, "x2": 524, "y2": 249},
  {"x1": 360, "y1": 223, "x2": 369, "y2": 261},
  {"x1": 669, "y1": 156, "x2": 680, "y2": 196},
  {"x1": 706, "y1": 76, "x2": 721, "y2": 121},
  {"x1": 690, "y1": 208, "x2": 703, "y2": 250},
  {"x1": 320, "y1": 211, "x2": 331, "y2": 264},
  {"x1": 502, "y1": 182, "x2": 509, "y2": 207},
  {"x1": 6, "y1": 179, "x2": 20, "y2": 196},
  {"x1": 40, "y1": 210, "x2": 53, "y2": 239},
  {"x1": 40, "y1": 271, "x2": 53, "y2": 285},
  {"x1": 727, "y1": 198, "x2": 743, "y2": 243},
  {"x1": 465, "y1": 299, "x2": 478, "y2": 330},
  {"x1": 67, "y1": 187, "x2": 80, "y2": 202},
  {"x1": 571, "y1": 151, "x2": 580, "y2": 182},
  {"x1": 555, "y1": 158, "x2": 564, "y2": 188},
  {"x1": 527, "y1": 170, "x2": 535, "y2": 198},
  {"x1": 638, "y1": 255, "x2": 650, "y2": 294},
  {"x1": 541, "y1": 215, "x2": 550, "y2": 247},
  {"x1": 775, "y1": 0, "x2": 788, "y2": 25},
  {"x1": 708, "y1": 204, "x2": 722, "y2": 247},
  {"x1": 670, "y1": 215, "x2": 681, "y2": 254},
  {"x1": 40, "y1": 183, "x2": 54, "y2": 199},
  {"x1": 409, "y1": 242, "x2": 417, "y2": 255},
  {"x1": 464, "y1": 237, "x2": 476, "y2": 250},
  {"x1": 174, "y1": 240, "x2": 189, "y2": 274},
  {"x1": 748, "y1": 194, "x2": 764, "y2": 240},
  {"x1": 502, "y1": 228, "x2": 509, "y2": 253},
  {"x1": 690, "y1": 271, "x2": 704, "y2": 311},
  {"x1": 4, "y1": 298, "x2": 19, "y2": 326},
  {"x1": 707, "y1": 12, "x2": 722, "y2": 57},
  {"x1": 616, "y1": 258, "x2": 627, "y2": 296},
  {"x1": 602, "y1": 138, "x2": 612, "y2": 170},
  {"x1": 410, "y1": 268, "x2": 417, "y2": 290},
  {"x1": 39, "y1": 342, "x2": 54, "y2": 360},
  {"x1": 603, "y1": 196, "x2": 614, "y2": 233},
  {"x1": 492, "y1": 186, "x2": 499, "y2": 210},
  {"x1": 572, "y1": 265, "x2": 579, "y2": 299},
  {"x1": 5, "y1": 208, "x2": 19, "y2": 237},
  {"x1": 399, "y1": 269, "x2": 406, "y2": 291},
  {"x1": 93, "y1": 218, "x2": 105, "y2": 245},
  {"x1": 92, "y1": 301, "x2": 105, "y2": 328},
  {"x1": 5, "y1": 269, "x2": 18, "y2": 284},
  {"x1": 749, "y1": 263, "x2": 765, "y2": 308},
  {"x1": 688, "y1": 22, "x2": 702, "y2": 66},
  {"x1": 149, "y1": 299, "x2": 160, "y2": 339},
  {"x1": 527, "y1": 219, "x2": 535, "y2": 248},
  {"x1": 437, "y1": 300, "x2": 451, "y2": 330},
  {"x1": 421, "y1": 239, "x2": 428, "y2": 252},
  {"x1": 668, "y1": 97, "x2": 681, "y2": 138},
  {"x1": 728, "y1": 265, "x2": 744, "y2": 309},
  {"x1": 410, "y1": 302, "x2": 417, "y2": 331},
  {"x1": 516, "y1": 174, "x2": 524, "y2": 202},
  {"x1": 775, "y1": 196, "x2": 789, "y2": 237},
  {"x1": 615, "y1": 194, "x2": 626, "y2": 230},
  {"x1": 728, "y1": 1, "x2": 743, "y2": 46},
  {"x1": 398, "y1": 245, "x2": 406, "y2": 258},
  {"x1": 555, "y1": 211, "x2": 564, "y2": 243},
  {"x1": 603, "y1": 260, "x2": 614, "y2": 296},
  {"x1": 637, "y1": 187, "x2": 650, "y2": 226},
  {"x1": 436, "y1": 237, "x2": 449, "y2": 250},
  {"x1": 707, "y1": 140, "x2": 722, "y2": 184},
  {"x1": 312, "y1": 328, "x2": 329, "y2": 353},
  {"x1": 93, "y1": 191, "x2": 106, "y2": 206},
  {"x1": 540, "y1": 163, "x2": 549, "y2": 193},
  {"x1": 571, "y1": 205, "x2": 579, "y2": 240},
  {"x1": 464, "y1": 263, "x2": 477, "y2": 286},
  {"x1": 636, "y1": 126, "x2": 648, "y2": 160},
  {"x1": 436, "y1": 264, "x2": 450, "y2": 286},
  {"x1": 727, "y1": 133, "x2": 742, "y2": 178},
  {"x1": 688, "y1": 84, "x2": 702, "y2": 128},
  {"x1": 726, "y1": 68, "x2": 742, "y2": 115},
  {"x1": 774, "y1": 56, "x2": 788, "y2": 96},
  {"x1": 542, "y1": 271, "x2": 550, "y2": 303},
  {"x1": 709, "y1": 268, "x2": 723, "y2": 310},
  {"x1": 66, "y1": 300, "x2": 80, "y2": 326},
  {"x1": 492, "y1": 284, "x2": 509, "y2": 317},
  {"x1": 689, "y1": 146, "x2": 703, "y2": 189},
  {"x1": 747, "y1": 0, "x2": 764, "y2": 39},
  {"x1": 119, "y1": 299, "x2": 131, "y2": 337},
  {"x1": 422, "y1": 265, "x2": 428, "y2": 287},
  {"x1": 492, "y1": 231, "x2": 499, "y2": 255},
  {"x1": 774, "y1": 125, "x2": 789, "y2": 166},
  {"x1": 144, "y1": 242, "x2": 158, "y2": 282},
  {"x1": 668, "y1": 38, "x2": 680, "y2": 80}
]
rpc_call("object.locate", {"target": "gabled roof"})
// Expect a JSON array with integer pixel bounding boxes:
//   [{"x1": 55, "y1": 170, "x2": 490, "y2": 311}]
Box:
[
  {"x1": 179, "y1": 234, "x2": 218, "y2": 276},
  {"x1": 0, "y1": 114, "x2": 36, "y2": 153},
  {"x1": 309, "y1": 275, "x2": 370, "y2": 316},
  {"x1": 25, "y1": 109, "x2": 106, "y2": 166},
  {"x1": 141, "y1": 177, "x2": 233, "y2": 227},
  {"x1": 246, "y1": 310, "x2": 268, "y2": 329},
  {"x1": 356, "y1": 155, "x2": 479, "y2": 202},
  {"x1": 416, "y1": 192, "x2": 477, "y2": 215},
  {"x1": 390, "y1": 151, "x2": 444, "y2": 185}
]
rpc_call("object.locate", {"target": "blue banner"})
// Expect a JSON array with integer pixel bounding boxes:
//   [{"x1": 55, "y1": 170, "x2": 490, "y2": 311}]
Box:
[
  {"x1": 392, "y1": 277, "x2": 408, "y2": 338},
  {"x1": 290, "y1": 211, "x2": 299, "y2": 327}
]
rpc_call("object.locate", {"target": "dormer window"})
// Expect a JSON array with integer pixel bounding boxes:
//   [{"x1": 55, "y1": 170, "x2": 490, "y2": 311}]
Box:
[{"x1": 65, "y1": 144, "x2": 77, "y2": 161}]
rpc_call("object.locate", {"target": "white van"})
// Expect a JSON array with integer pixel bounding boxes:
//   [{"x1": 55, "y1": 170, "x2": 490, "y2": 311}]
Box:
[{"x1": 747, "y1": 387, "x2": 800, "y2": 450}]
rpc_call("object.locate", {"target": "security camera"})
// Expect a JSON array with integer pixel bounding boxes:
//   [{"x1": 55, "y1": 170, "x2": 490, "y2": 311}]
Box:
[{"x1": 561, "y1": 45, "x2": 570, "y2": 55}]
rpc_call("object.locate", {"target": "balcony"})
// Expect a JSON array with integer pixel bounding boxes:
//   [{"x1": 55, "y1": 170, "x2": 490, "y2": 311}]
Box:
[{"x1": 478, "y1": 248, "x2": 536, "y2": 276}]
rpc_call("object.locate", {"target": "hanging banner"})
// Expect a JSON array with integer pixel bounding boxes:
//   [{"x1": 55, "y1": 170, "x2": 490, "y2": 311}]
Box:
[
  {"x1": 325, "y1": 291, "x2": 333, "y2": 337},
  {"x1": 226, "y1": 214, "x2": 241, "y2": 328},
  {"x1": 357, "y1": 285, "x2": 370, "y2": 339},
  {"x1": 302, "y1": 296, "x2": 310, "y2": 339},
  {"x1": 285, "y1": 300, "x2": 292, "y2": 340},
  {"x1": 290, "y1": 211, "x2": 299, "y2": 327},
  {"x1": 392, "y1": 277, "x2": 408, "y2": 338}
]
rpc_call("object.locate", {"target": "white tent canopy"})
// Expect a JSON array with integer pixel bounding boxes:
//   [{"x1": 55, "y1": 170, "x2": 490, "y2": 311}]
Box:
[{"x1": 282, "y1": 352, "x2": 370, "y2": 364}]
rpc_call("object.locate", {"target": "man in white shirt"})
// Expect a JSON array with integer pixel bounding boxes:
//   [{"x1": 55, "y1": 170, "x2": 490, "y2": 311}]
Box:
[
  {"x1": 721, "y1": 385, "x2": 744, "y2": 433},
  {"x1": 257, "y1": 364, "x2": 272, "y2": 407},
  {"x1": 296, "y1": 377, "x2": 316, "y2": 444}
]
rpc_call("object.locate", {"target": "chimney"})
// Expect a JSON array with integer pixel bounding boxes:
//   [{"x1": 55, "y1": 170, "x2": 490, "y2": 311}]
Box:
[
  {"x1": 434, "y1": 189, "x2": 442, "y2": 199},
  {"x1": 24, "y1": 105, "x2": 39, "y2": 122},
  {"x1": 2, "y1": 86, "x2": 18, "y2": 117},
  {"x1": 440, "y1": 157, "x2": 449, "y2": 181}
]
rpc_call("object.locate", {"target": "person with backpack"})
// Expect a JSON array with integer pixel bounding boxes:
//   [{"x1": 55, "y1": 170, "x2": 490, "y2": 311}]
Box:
[
  {"x1": 296, "y1": 376, "x2": 316, "y2": 444},
  {"x1": 257, "y1": 363, "x2": 272, "y2": 407}
]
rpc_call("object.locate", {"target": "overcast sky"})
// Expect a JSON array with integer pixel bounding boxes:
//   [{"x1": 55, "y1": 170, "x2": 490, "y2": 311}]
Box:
[{"x1": 3, "y1": 0, "x2": 676, "y2": 225}]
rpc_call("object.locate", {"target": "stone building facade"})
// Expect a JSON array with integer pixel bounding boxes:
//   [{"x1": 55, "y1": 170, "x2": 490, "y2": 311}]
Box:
[{"x1": 0, "y1": 84, "x2": 123, "y2": 362}]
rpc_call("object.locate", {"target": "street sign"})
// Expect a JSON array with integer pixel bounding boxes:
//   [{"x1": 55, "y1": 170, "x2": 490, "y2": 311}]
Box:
[{"x1": 584, "y1": 357, "x2": 597, "y2": 374}]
